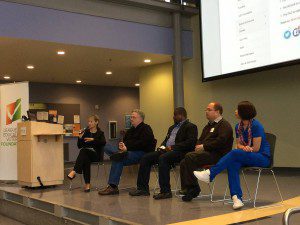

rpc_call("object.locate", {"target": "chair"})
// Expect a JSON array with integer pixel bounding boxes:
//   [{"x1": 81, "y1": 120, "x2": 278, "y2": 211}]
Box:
[{"x1": 241, "y1": 132, "x2": 283, "y2": 208}]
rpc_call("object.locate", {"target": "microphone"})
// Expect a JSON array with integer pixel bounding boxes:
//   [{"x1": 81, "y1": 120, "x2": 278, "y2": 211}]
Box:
[{"x1": 79, "y1": 126, "x2": 88, "y2": 135}]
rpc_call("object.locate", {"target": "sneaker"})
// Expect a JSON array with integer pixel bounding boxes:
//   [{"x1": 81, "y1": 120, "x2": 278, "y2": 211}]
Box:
[
  {"x1": 232, "y1": 195, "x2": 244, "y2": 210},
  {"x1": 110, "y1": 151, "x2": 128, "y2": 162},
  {"x1": 193, "y1": 170, "x2": 210, "y2": 183},
  {"x1": 98, "y1": 185, "x2": 119, "y2": 195},
  {"x1": 153, "y1": 192, "x2": 172, "y2": 200},
  {"x1": 129, "y1": 189, "x2": 150, "y2": 196}
]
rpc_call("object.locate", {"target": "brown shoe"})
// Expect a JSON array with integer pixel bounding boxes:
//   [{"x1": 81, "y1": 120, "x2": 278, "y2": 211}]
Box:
[{"x1": 98, "y1": 185, "x2": 119, "y2": 195}]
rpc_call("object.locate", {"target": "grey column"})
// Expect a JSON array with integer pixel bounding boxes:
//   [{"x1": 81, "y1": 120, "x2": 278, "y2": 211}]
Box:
[{"x1": 172, "y1": 11, "x2": 184, "y2": 108}]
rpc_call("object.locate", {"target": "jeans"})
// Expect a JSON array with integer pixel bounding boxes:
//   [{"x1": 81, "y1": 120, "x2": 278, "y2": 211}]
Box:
[
  {"x1": 104, "y1": 144, "x2": 145, "y2": 186},
  {"x1": 210, "y1": 149, "x2": 270, "y2": 199}
]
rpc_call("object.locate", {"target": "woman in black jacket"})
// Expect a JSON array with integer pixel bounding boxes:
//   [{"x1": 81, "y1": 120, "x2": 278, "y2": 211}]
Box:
[{"x1": 68, "y1": 115, "x2": 106, "y2": 192}]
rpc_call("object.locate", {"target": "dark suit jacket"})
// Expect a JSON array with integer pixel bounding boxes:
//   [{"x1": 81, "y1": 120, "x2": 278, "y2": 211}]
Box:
[{"x1": 161, "y1": 120, "x2": 198, "y2": 152}]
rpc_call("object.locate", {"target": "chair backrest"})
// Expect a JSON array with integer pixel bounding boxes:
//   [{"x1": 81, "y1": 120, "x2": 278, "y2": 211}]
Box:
[
  {"x1": 152, "y1": 139, "x2": 158, "y2": 151},
  {"x1": 265, "y1": 132, "x2": 276, "y2": 168}
]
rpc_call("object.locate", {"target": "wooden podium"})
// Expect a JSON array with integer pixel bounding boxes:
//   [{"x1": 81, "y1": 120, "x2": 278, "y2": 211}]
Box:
[{"x1": 17, "y1": 121, "x2": 64, "y2": 187}]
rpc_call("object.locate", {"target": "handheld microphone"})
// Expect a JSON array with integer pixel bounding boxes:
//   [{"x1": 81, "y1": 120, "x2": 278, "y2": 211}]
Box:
[{"x1": 79, "y1": 126, "x2": 88, "y2": 134}]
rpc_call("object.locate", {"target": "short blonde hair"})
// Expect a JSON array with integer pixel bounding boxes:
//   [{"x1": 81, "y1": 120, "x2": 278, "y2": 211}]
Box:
[{"x1": 132, "y1": 109, "x2": 145, "y2": 121}]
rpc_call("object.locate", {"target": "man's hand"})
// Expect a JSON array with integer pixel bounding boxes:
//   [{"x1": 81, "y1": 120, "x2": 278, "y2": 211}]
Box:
[
  {"x1": 84, "y1": 138, "x2": 94, "y2": 142},
  {"x1": 165, "y1": 146, "x2": 172, "y2": 152},
  {"x1": 195, "y1": 144, "x2": 204, "y2": 152},
  {"x1": 118, "y1": 142, "x2": 127, "y2": 152}
]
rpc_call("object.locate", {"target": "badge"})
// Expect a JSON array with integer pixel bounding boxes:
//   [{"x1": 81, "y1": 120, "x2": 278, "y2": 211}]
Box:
[{"x1": 210, "y1": 128, "x2": 215, "y2": 133}]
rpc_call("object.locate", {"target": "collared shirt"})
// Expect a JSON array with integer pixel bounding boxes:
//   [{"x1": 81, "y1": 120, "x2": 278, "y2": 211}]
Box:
[
  {"x1": 166, "y1": 120, "x2": 186, "y2": 147},
  {"x1": 214, "y1": 116, "x2": 223, "y2": 123},
  {"x1": 209, "y1": 116, "x2": 223, "y2": 125}
]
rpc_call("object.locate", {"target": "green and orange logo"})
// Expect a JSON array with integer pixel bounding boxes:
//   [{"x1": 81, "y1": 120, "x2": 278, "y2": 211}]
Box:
[{"x1": 6, "y1": 98, "x2": 21, "y2": 125}]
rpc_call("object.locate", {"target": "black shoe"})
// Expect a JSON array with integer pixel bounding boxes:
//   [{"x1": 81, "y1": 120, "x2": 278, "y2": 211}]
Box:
[
  {"x1": 84, "y1": 189, "x2": 91, "y2": 193},
  {"x1": 110, "y1": 151, "x2": 128, "y2": 162},
  {"x1": 153, "y1": 192, "x2": 172, "y2": 200},
  {"x1": 178, "y1": 189, "x2": 187, "y2": 195},
  {"x1": 129, "y1": 189, "x2": 150, "y2": 196},
  {"x1": 182, "y1": 188, "x2": 200, "y2": 202}
]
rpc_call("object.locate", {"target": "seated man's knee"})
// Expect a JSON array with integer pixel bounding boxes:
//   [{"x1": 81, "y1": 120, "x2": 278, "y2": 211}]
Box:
[
  {"x1": 184, "y1": 152, "x2": 197, "y2": 163},
  {"x1": 158, "y1": 154, "x2": 168, "y2": 165},
  {"x1": 139, "y1": 156, "x2": 150, "y2": 167}
]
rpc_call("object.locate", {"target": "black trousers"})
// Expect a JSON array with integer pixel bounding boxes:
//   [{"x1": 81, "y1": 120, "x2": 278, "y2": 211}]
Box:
[
  {"x1": 137, "y1": 150, "x2": 185, "y2": 193},
  {"x1": 74, "y1": 148, "x2": 99, "y2": 184},
  {"x1": 180, "y1": 150, "x2": 223, "y2": 191}
]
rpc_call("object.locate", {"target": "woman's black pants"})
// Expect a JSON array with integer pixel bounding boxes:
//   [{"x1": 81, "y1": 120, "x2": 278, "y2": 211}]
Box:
[{"x1": 74, "y1": 148, "x2": 99, "y2": 184}]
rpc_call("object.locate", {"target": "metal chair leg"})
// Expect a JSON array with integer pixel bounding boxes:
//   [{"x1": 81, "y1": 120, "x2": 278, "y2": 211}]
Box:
[
  {"x1": 241, "y1": 170, "x2": 252, "y2": 202},
  {"x1": 171, "y1": 167, "x2": 179, "y2": 193},
  {"x1": 69, "y1": 174, "x2": 83, "y2": 191},
  {"x1": 153, "y1": 166, "x2": 159, "y2": 194},
  {"x1": 253, "y1": 169, "x2": 262, "y2": 208},
  {"x1": 210, "y1": 179, "x2": 227, "y2": 202},
  {"x1": 271, "y1": 169, "x2": 284, "y2": 204}
]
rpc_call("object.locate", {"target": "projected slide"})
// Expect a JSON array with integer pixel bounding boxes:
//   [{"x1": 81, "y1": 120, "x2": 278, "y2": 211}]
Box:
[{"x1": 201, "y1": 0, "x2": 300, "y2": 79}]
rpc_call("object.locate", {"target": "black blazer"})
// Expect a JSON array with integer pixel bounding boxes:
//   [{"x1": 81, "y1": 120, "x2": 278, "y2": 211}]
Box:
[
  {"x1": 77, "y1": 128, "x2": 106, "y2": 160},
  {"x1": 161, "y1": 120, "x2": 198, "y2": 152}
]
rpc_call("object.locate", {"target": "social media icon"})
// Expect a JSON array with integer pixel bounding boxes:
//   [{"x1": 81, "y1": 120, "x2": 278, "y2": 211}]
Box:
[
  {"x1": 284, "y1": 30, "x2": 292, "y2": 39},
  {"x1": 293, "y1": 28, "x2": 300, "y2": 37}
]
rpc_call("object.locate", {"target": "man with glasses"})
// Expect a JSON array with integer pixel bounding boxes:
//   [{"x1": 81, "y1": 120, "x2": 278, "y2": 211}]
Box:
[
  {"x1": 98, "y1": 109, "x2": 155, "y2": 195},
  {"x1": 180, "y1": 102, "x2": 233, "y2": 202}
]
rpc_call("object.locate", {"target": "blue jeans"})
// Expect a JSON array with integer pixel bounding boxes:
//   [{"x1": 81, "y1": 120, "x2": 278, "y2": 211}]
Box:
[
  {"x1": 104, "y1": 144, "x2": 145, "y2": 186},
  {"x1": 210, "y1": 149, "x2": 270, "y2": 200}
]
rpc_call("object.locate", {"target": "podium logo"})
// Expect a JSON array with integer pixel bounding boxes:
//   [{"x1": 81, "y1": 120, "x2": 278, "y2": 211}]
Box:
[{"x1": 6, "y1": 98, "x2": 21, "y2": 125}]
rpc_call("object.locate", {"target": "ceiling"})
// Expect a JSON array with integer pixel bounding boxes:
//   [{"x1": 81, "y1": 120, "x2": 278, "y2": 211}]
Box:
[{"x1": 0, "y1": 36, "x2": 171, "y2": 87}]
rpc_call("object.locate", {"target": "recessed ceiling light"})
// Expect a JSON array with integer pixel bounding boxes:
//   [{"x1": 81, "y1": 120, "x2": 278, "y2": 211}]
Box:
[
  {"x1": 3, "y1": 76, "x2": 10, "y2": 80},
  {"x1": 27, "y1": 65, "x2": 34, "y2": 69},
  {"x1": 144, "y1": 59, "x2": 151, "y2": 63},
  {"x1": 57, "y1": 51, "x2": 65, "y2": 55},
  {"x1": 76, "y1": 80, "x2": 82, "y2": 83},
  {"x1": 106, "y1": 71, "x2": 112, "y2": 75},
  {"x1": 135, "y1": 83, "x2": 140, "y2": 87}
]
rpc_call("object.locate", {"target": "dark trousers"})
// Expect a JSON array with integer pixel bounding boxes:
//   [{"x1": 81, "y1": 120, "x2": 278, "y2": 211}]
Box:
[
  {"x1": 137, "y1": 150, "x2": 185, "y2": 193},
  {"x1": 180, "y1": 150, "x2": 223, "y2": 191},
  {"x1": 74, "y1": 148, "x2": 99, "y2": 184}
]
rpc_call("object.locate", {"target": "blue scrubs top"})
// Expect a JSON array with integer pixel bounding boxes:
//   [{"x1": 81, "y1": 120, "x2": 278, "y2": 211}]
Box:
[{"x1": 235, "y1": 119, "x2": 270, "y2": 157}]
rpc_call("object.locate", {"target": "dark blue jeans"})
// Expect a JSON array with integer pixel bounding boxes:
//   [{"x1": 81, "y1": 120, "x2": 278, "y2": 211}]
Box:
[
  {"x1": 104, "y1": 144, "x2": 145, "y2": 186},
  {"x1": 210, "y1": 149, "x2": 270, "y2": 199}
]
